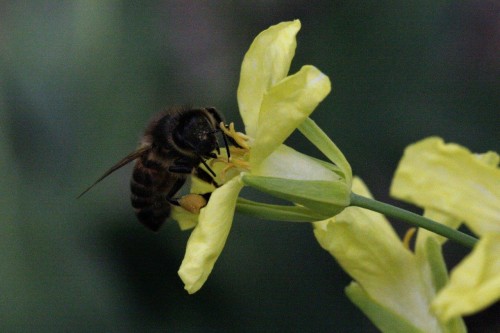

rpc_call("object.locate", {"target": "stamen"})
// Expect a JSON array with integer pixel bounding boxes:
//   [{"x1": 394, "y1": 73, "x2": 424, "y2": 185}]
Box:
[
  {"x1": 403, "y1": 228, "x2": 417, "y2": 250},
  {"x1": 197, "y1": 122, "x2": 251, "y2": 183},
  {"x1": 219, "y1": 159, "x2": 251, "y2": 181},
  {"x1": 220, "y1": 122, "x2": 250, "y2": 150},
  {"x1": 220, "y1": 164, "x2": 235, "y2": 180}
]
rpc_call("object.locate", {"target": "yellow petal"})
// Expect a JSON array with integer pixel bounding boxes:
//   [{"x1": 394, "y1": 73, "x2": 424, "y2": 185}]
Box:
[
  {"x1": 178, "y1": 176, "x2": 244, "y2": 294},
  {"x1": 390, "y1": 137, "x2": 500, "y2": 236},
  {"x1": 237, "y1": 20, "x2": 301, "y2": 137},
  {"x1": 250, "y1": 65, "x2": 331, "y2": 167},
  {"x1": 432, "y1": 232, "x2": 500, "y2": 321},
  {"x1": 314, "y1": 177, "x2": 442, "y2": 332},
  {"x1": 345, "y1": 282, "x2": 433, "y2": 333},
  {"x1": 170, "y1": 205, "x2": 198, "y2": 231},
  {"x1": 190, "y1": 171, "x2": 217, "y2": 194}
]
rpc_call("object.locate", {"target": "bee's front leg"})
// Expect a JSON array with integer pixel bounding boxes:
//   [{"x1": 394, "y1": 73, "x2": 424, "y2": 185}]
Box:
[
  {"x1": 168, "y1": 157, "x2": 194, "y2": 174},
  {"x1": 193, "y1": 165, "x2": 219, "y2": 188}
]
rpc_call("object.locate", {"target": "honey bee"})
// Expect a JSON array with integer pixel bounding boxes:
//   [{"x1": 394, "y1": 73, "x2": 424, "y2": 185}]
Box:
[{"x1": 78, "y1": 106, "x2": 230, "y2": 231}]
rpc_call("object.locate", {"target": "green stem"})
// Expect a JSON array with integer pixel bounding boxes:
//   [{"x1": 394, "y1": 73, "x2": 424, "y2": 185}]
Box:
[{"x1": 350, "y1": 192, "x2": 478, "y2": 248}]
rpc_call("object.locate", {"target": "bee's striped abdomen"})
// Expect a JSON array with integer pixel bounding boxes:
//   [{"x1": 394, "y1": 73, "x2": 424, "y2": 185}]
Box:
[{"x1": 130, "y1": 152, "x2": 186, "y2": 231}]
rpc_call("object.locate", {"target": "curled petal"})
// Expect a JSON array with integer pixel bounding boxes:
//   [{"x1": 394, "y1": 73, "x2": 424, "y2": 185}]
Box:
[
  {"x1": 237, "y1": 20, "x2": 300, "y2": 137},
  {"x1": 251, "y1": 65, "x2": 331, "y2": 167},
  {"x1": 314, "y1": 178, "x2": 442, "y2": 332},
  {"x1": 345, "y1": 282, "x2": 429, "y2": 333},
  {"x1": 390, "y1": 137, "x2": 500, "y2": 236},
  {"x1": 178, "y1": 177, "x2": 244, "y2": 294},
  {"x1": 432, "y1": 232, "x2": 500, "y2": 321}
]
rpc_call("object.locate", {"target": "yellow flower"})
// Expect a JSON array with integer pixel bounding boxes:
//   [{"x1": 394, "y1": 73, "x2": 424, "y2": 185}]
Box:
[
  {"x1": 174, "y1": 20, "x2": 341, "y2": 294},
  {"x1": 431, "y1": 233, "x2": 500, "y2": 321},
  {"x1": 390, "y1": 137, "x2": 500, "y2": 235},
  {"x1": 390, "y1": 137, "x2": 500, "y2": 321},
  {"x1": 314, "y1": 178, "x2": 466, "y2": 333}
]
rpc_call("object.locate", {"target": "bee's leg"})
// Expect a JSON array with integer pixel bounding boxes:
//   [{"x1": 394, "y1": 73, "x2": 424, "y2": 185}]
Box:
[
  {"x1": 167, "y1": 171, "x2": 212, "y2": 214},
  {"x1": 194, "y1": 166, "x2": 219, "y2": 188},
  {"x1": 165, "y1": 177, "x2": 187, "y2": 198},
  {"x1": 167, "y1": 156, "x2": 218, "y2": 214},
  {"x1": 168, "y1": 165, "x2": 192, "y2": 173},
  {"x1": 169, "y1": 198, "x2": 180, "y2": 206},
  {"x1": 171, "y1": 192, "x2": 211, "y2": 203},
  {"x1": 169, "y1": 192, "x2": 212, "y2": 214},
  {"x1": 167, "y1": 167, "x2": 216, "y2": 206},
  {"x1": 169, "y1": 157, "x2": 216, "y2": 178}
]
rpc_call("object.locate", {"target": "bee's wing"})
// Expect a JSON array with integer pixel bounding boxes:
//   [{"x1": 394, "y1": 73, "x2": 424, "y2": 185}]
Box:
[{"x1": 77, "y1": 145, "x2": 151, "y2": 198}]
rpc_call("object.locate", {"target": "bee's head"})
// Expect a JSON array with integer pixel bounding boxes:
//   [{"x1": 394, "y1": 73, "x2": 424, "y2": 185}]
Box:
[{"x1": 175, "y1": 111, "x2": 219, "y2": 159}]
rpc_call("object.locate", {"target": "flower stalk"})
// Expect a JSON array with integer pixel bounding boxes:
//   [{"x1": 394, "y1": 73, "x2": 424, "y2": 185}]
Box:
[{"x1": 349, "y1": 192, "x2": 478, "y2": 248}]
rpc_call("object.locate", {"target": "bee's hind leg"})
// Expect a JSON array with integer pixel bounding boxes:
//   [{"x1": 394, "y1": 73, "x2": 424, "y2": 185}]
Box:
[
  {"x1": 167, "y1": 165, "x2": 216, "y2": 214},
  {"x1": 169, "y1": 192, "x2": 212, "y2": 214}
]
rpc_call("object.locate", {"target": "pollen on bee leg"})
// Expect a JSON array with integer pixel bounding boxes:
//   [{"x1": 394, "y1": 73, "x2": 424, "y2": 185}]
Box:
[
  {"x1": 177, "y1": 194, "x2": 208, "y2": 214},
  {"x1": 220, "y1": 122, "x2": 250, "y2": 150}
]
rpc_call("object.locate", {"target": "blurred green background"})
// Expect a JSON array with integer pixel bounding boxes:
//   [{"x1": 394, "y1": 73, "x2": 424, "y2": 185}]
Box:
[{"x1": 1, "y1": 1, "x2": 498, "y2": 332}]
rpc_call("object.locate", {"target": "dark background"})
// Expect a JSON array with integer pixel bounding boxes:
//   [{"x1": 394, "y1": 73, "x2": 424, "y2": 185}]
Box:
[{"x1": 1, "y1": 1, "x2": 498, "y2": 332}]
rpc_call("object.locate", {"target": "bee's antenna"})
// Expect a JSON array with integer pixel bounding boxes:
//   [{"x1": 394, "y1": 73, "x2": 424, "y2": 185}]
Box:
[
  {"x1": 211, "y1": 124, "x2": 231, "y2": 162},
  {"x1": 215, "y1": 123, "x2": 231, "y2": 162},
  {"x1": 221, "y1": 125, "x2": 231, "y2": 162},
  {"x1": 215, "y1": 141, "x2": 221, "y2": 155}
]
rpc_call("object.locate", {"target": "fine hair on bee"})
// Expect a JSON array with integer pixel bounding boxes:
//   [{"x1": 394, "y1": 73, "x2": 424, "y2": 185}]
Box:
[{"x1": 78, "y1": 106, "x2": 232, "y2": 231}]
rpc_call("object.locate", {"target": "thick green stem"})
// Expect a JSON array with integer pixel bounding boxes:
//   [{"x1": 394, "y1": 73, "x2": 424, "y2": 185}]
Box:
[{"x1": 350, "y1": 192, "x2": 478, "y2": 248}]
